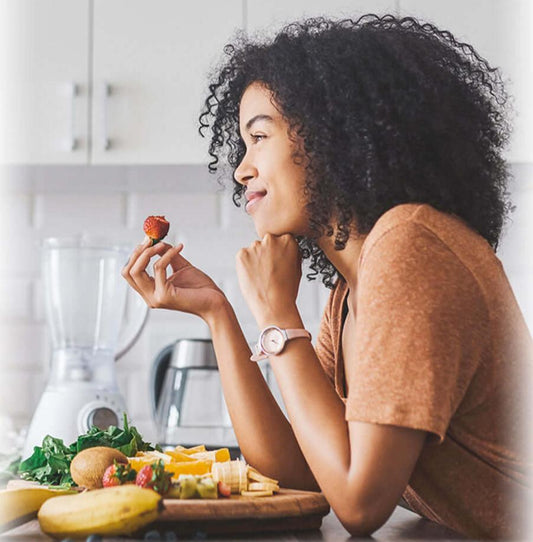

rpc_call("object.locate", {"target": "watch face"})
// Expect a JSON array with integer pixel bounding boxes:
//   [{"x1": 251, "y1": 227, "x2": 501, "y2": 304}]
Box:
[{"x1": 261, "y1": 327, "x2": 285, "y2": 355}]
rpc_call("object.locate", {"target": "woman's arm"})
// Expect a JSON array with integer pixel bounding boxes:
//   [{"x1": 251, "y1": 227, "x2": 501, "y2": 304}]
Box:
[
  {"x1": 205, "y1": 299, "x2": 319, "y2": 491},
  {"x1": 235, "y1": 233, "x2": 426, "y2": 536},
  {"x1": 121, "y1": 239, "x2": 318, "y2": 490},
  {"x1": 255, "y1": 304, "x2": 426, "y2": 536}
]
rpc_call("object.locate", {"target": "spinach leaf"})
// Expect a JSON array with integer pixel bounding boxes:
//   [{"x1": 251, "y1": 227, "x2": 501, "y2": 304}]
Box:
[{"x1": 18, "y1": 414, "x2": 157, "y2": 487}]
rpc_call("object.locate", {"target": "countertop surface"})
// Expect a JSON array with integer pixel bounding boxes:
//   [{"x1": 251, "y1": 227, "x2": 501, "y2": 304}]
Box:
[{"x1": 0, "y1": 505, "x2": 468, "y2": 541}]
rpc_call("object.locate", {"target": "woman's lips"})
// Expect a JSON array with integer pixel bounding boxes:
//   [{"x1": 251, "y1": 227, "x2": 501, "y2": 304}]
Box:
[{"x1": 245, "y1": 191, "x2": 266, "y2": 214}]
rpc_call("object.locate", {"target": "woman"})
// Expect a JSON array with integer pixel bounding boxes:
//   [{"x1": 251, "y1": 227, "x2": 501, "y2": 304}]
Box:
[{"x1": 123, "y1": 15, "x2": 532, "y2": 538}]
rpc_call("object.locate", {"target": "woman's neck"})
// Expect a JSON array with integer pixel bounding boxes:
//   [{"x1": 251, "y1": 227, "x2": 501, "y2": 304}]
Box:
[{"x1": 317, "y1": 231, "x2": 367, "y2": 292}]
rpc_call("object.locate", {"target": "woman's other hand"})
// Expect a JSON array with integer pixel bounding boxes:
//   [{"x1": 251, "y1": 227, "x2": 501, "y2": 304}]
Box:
[
  {"x1": 236, "y1": 233, "x2": 302, "y2": 327},
  {"x1": 122, "y1": 238, "x2": 227, "y2": 320}
]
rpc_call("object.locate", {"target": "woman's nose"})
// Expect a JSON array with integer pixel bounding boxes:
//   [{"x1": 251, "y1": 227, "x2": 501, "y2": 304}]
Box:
[{"x1": 234, "y1": 156, "x2": 257, "y2": 186}]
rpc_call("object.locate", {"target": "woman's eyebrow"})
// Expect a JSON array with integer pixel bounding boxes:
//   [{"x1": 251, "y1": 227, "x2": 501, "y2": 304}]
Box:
[{"x1": 245, "y1": 114, "x2": 274, "y2": 131}]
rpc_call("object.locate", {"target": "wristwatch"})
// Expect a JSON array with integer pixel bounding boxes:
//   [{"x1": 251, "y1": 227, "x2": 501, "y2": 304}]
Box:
[{"x1": 250, "y1": 325, "x2": 312, "y2": 362}]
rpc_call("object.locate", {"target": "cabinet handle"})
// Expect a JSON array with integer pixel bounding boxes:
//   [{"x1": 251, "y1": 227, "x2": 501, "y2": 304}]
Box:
[
  {"x1": 102, "y1": 82, "x2": 112, "y2": 150},
  {"x1": 68, "y1": 82, "x2": 78, "y2": 151}
]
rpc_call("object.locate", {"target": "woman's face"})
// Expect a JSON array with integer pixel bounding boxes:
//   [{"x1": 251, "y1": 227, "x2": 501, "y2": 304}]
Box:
[{"x1": 234, "y1": 82, "x2": 310, "y2": 238}]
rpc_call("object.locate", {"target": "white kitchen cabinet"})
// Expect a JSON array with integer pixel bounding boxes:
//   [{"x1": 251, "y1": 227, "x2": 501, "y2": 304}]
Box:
[
  {"x1": 246, "y1": 0, "x2": 398, "y2": 35},
  {"x1": 0, "y1": 0, "x2": 242, "y2": 165},
  {"x1": 0, "y1": 0, "x2": 90, "y2": 164},
  {"x1": 91, "y1": 0, "x2": 242, "y2": 164},
  {"x1": 399, "y1": 0, "x2": 533, "y2": 163}
]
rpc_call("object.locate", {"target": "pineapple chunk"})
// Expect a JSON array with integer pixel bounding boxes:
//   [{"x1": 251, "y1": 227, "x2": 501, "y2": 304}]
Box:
[
  {"x1": 166, "y1": 450, "x2": 196, "y2": 462},
  {"x1": 190, "y1": 448, "x2": 231, "y2": 463},
  {"x1": 174, "y1": 445, "x2": 206, "y2": 454}
]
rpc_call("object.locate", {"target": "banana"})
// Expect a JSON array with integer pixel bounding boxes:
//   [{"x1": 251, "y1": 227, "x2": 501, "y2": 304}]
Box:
[
  {"x1": 248, "y1": 482, "x2": 279, "y2": 493},
  {"x1": 211, "y1": 460, "x2": 248, "y2": 493},
  {"x1": 241, "y1": 490, "x2": 273, "y2": 498},
  {"x1": 0, "y1": 487, "x2": 74, "y2": 534},
  {"x1": 38, "y1": 485, "x2": 162, "y2": 538},
  {"x1": 247, "y1": 466, "x2": 279, "y2": 485}
]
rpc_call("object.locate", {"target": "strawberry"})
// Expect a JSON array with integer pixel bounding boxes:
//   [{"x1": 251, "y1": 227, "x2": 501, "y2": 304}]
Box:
[
  {"x1": 135, "y1": 460, "x2": 172, "y2": 495},
  {"x1": 143, "y1": 215, "x2": 170, "y2": 245},
  {"x1": 135, "y1": 465, "x2": 154, "y2": 488},
  {"x1": 102, "y1": 460, "x2": 137, "y2": 488},
  {"x1": 102, "y1": 464, "x2": 121, "y2": 488},
  {"x1": 217, "y1": 481, "x2": 231, "y2": 498}
]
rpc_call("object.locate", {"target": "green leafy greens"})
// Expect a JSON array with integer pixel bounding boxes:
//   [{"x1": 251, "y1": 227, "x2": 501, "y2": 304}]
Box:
[{"x1": 18, "y1": 414, "x2": 159, "y2": 488}]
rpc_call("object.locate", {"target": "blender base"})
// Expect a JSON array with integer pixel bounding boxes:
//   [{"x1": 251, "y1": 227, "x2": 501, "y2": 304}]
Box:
[{"x1": 23, "y1": 385, "x2": 126, "y2": 459}]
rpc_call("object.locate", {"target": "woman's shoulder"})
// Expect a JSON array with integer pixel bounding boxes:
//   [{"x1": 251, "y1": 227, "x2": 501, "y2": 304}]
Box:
[{"x1": 359, "y1": 203, "x2": 496, "y2": 272}]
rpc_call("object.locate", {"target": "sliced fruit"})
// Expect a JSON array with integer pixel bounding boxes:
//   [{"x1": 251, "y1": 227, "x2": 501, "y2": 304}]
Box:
[
  {"x1": 178, "y1": 476, "x2": 198, "y2": 499},
  {"x1": 165, "y1": 450, "x2": 195, "y2": 463},
  {"x1": 189, "y1": 448, "x2": 230, "y2": 463},
  {"x1": 248, "y1": 482, "x2": 279, "y2": 492},
  {"x1": 129, "y1": 457, "x2": 210, "y2": 479},
  {"x1": 196, "y1": 477, "x2": 218, "y2": 499},
  {"x1": 165, "y1": 460, "x2": 212, "y2": 479},
  {"x1": 211, "y1": 460, "x2": 248, "y2": 494},
  {"x1": 174, "y1": 445, "x2": 206, "y2": 455},
  {"x1": 247, "y1": 466, "x2": 279, "y2": 485},
  {"x1": 240, "y1": 490, "x2": 273, "y2": 498},
  {"x1": 136, "y1": 450, "x2": 173, "y2": 464}
]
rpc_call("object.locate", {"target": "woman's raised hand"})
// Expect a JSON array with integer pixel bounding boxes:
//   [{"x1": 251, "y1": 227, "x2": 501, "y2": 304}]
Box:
[
  {"x1": 235, "y1": 233, "x2": 302, "y2": 328},
  {"x1": 122, "y1": 238, "x2": 227, "y2": 320}
]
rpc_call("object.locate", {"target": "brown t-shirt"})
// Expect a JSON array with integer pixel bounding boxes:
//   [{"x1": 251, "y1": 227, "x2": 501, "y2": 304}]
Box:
[{"x1": 315, "y1": 203, "x2": 532, "y2": 539}]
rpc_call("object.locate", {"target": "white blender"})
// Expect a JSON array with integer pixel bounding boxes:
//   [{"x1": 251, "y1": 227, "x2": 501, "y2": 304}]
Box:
[{"x1": 23, "y1": 235, "x2": 148, "y2": 458}]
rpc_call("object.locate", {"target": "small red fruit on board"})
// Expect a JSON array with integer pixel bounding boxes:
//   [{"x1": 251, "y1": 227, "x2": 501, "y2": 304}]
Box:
[
  {"x1": 135, "y1": 460, "x2": 172, "y2": 495},
  {"x1": 218, "y1": 481, "x2": 231, "y2": 498},
  {"x1": 102, "y1": 460, "x2": 137, "y2": 488},
  {"x1": 143, "y1": 215, "x2": 170, "y2": 245},
  {"x1": 102, "y1": 464, "x2": 121, "y2": 488}
]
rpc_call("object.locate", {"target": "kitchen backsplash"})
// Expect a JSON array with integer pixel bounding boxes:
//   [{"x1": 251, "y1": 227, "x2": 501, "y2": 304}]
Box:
[{"x1": 0, "y1": 163, "x2": 531, "y2": 446}]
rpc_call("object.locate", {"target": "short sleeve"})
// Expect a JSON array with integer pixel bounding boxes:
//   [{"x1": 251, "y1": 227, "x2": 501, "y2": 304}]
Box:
[
  {"x1": 345, "y1": 221, "x2": 489, "y2": 444},
  {"x1": 315, "y1": 286, "x2": 337, "y2": 388}
]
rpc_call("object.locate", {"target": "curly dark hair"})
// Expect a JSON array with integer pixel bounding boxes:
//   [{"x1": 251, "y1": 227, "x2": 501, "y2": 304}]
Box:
[{"x1": 198, "y1": 14, "x2": 513, "y2": 288}]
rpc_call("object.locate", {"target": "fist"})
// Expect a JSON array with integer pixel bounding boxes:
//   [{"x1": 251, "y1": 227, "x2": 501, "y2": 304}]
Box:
[{"x1": 235, "y1": 233, "x2": 302, "y2": 327}]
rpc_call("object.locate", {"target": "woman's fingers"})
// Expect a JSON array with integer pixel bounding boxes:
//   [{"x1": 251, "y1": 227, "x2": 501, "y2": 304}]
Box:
[
  {"x1": 127, "y1": 241, "x2": 174, "y2": 293},
  {"x1": 122, "y1": 238, "x2": 152, "y2": 298},
  {"x1": 122, "y1": 238, "x2": 150, "y2": 276},
  {"x1": 153, "y1": 243, "x2": 185, "y2": 289}
]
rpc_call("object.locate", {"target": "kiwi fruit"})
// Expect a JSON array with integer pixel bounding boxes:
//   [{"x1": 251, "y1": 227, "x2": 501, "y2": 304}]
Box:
[{"x1": 70, "y1": 446, "x2": 128, "y2": 489}]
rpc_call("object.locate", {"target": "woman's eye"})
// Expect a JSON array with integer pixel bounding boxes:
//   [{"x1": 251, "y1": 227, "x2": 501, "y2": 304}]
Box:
[{"x1": 250, "y1": 134, "x2": 266, "y2": 143}]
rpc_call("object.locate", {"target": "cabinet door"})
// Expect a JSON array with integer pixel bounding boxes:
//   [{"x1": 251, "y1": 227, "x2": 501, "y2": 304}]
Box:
[
  {"x1": 0, "y1": 0, "x2": 89, "y2": 164},
  {"x1": 92, "y1": 0, "x2": 243, "y2": 164},
  {"x1": 247, "y1": 0, "x2": 398, "y2": 34},
  {"x1": 400, "y1": 0, "x2": 532, "y2": 163}
]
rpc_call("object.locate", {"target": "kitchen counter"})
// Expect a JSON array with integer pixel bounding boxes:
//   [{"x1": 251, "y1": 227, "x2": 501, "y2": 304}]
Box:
[{"x1": 1, "y1": 505, "x2": 467, "y2": 541}]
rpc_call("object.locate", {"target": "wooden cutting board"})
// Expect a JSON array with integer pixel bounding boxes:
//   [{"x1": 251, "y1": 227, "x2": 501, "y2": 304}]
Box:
[
  {"x1": 155, "y1": 488, "x2": 330, "y2": 535},
  {"x1": 7, "y1": 481, "x2": 330, "y2": 536}
]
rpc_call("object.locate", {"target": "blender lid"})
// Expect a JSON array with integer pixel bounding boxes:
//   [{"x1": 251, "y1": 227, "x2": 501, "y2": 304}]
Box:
[{"x1": 169, "y1": 339, "x2": 218, "y2": 370}]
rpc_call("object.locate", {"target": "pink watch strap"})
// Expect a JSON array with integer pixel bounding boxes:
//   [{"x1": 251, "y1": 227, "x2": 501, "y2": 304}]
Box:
[
  {"x1": 285, "y1": 329, "x2": 312, "y2": 341},
  {"x1": 250, "y1": 328, "x2": 312, "y2": 362}
]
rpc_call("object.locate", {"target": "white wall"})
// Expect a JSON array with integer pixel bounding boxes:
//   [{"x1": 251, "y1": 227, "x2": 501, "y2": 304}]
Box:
[
  {"x1": 0, "y1": 165, "x2": 330, "y2": 444},
  {"x1": 0, "y1": 163, "x2": 530, "y2": 447}
]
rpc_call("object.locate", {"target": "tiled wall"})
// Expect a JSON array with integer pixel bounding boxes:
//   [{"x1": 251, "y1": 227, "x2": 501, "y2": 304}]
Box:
[
  {"x1": 0, "y1": 163, "x2": 531, "y2": 449},
  {"x1": 0, "y1": 165, "x2": 331, "y2": 447}
]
